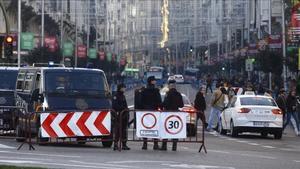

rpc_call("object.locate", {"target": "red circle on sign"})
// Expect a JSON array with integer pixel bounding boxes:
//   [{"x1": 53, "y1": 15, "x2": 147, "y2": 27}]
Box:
[
  {"x1": 164, "y1": 115, "x2": 183, "y2": 135},
  {"x1": 141, "y1": 113, "x2": 157, "y2": 129}
]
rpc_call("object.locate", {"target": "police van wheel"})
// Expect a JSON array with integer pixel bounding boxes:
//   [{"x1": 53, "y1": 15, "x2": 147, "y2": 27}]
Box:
[
  {"x1": 102, "y1": 140, "x2": 113, "y2": 148},
  {"x1": 15, "y1": 125, "x2": 26, "y2": 142}
]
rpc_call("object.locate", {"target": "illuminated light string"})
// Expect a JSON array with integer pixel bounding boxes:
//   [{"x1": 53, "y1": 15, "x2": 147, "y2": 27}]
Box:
[{"x1": 160, "y1": 0, "x2": 169, "y2": 48}]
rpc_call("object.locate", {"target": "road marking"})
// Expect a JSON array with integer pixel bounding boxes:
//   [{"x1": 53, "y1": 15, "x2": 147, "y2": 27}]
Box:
[
  {"x1": 226, "y1": 138, "x2": 238, "y2": 141},
  {"x1": 108, "y1": 160, "x2": 178, "y2": 164},
  {"x1": 293, "y1": 160, "x2": 300, "y2": 163},
  {"x1": 164, "y1": 164, "x2": 235, "y2": 169},
  {"x1": 247, "y1": 143, "x2": 260, "y2": 146},
  {"x1": 70, "y1": 160, "x2": 136, "y2": 168},
  {"x1": 240, "y1": 154, "x2": 277, "y2": 160},
  {"x1": 262, "y1": 146, "x2": 276, "y2": 149},
  {"x1": 0, "y1": 156, "x2": 52, "y2": 161},
  {"x1": 128, "y1": 105, "x2": 134, "y2": 109},
  {"x1": 236, "y1": 140, "x2": 248, "y2": 143},
  {"x1": 0, "y1": 160, "x2": 123, "y2": 169},
  {"x1": 0, "y1": 143, "x2": 15, "y2": 149},
  {"x1": 0, "y1": 150, "x2": 81, "y2": 158},
  {"x1": 209, "y1": 150, "x2": 231, "y2": 154}
]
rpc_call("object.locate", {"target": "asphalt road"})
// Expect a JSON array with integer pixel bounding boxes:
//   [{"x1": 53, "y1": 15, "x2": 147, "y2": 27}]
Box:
[{"x1": 0, "y1": 84, "x2": 299, "y2": 169}]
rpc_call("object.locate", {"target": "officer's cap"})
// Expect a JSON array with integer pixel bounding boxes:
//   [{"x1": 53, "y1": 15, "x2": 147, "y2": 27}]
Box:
[
  {"x1": 117, "y1": 83, "x2": 126, "y2": 90},
  {"x1": 147, "y1": 76, "x2": 156, "y2": 83}
]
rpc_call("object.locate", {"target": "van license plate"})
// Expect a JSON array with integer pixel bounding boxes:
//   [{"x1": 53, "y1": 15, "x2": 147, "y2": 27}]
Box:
[{"x1": 253, "y1": 121, "x2": 269, "y2": 127}]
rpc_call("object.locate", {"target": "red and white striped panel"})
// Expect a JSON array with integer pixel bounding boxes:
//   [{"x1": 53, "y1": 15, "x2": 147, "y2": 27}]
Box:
[{"x1": 40, "y1": 111, "x2": 111, "y2": 138}]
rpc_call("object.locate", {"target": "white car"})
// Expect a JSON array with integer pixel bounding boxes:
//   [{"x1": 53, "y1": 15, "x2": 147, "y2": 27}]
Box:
[
  {"x1": 174, "y1": 74, "x2": 184, "y2": 83},
  {"x1": 219, "y1": 95, "x2": 283, "y2": 139}
]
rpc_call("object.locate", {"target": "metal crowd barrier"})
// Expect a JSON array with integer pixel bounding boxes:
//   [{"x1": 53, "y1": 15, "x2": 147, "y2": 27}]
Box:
[
  {"x1": 117, "y1": 109, "x2": 207, "y2": 153},
  {"x1": 0, "y1": 105, "x2": 33, "y2": 150}
]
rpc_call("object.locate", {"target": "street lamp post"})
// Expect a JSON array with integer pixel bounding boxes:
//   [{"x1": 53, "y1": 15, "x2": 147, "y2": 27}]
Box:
[
  {"x1": 282, "y1": 0, "x2": 287, "y2": 90},
  {"x1": 41, "y1": 0, "x2": 45, "y2": 47}
]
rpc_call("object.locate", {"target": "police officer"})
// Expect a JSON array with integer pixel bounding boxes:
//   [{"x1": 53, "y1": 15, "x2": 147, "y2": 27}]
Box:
[
  {"x1": 161, "y1": 80, "x2": 184, "y2": 151},
  {"x1": 141, "y1": 76, "x2": 162, "y2": 150},
  {"x1": 112, "y1": 83, "x2": 130, "y2": 150}
]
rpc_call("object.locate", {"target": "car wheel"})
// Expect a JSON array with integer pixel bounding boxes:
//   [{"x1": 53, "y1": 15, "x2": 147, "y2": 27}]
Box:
[
  {"x1": 15, "y1": 124, "x2": 26, "y2": 142},
  {"x1": 261, "y1": 132, "x2": 268, "y2": 138},
  {"x1": 102, "y1": 134, "x2": 113, "y2": 148},
  {"x1": 218, "y1": 120, "x2": 227, "y2": 135},
  {"x1": 230, "y1": 121, "x2": 238, "y2": 137},
  {"x1": 187, "y1": 124, "x2": 196, "y2": 137},
  {"x1": 274, "y1": 131, "x2": 282, "y2": 139}
]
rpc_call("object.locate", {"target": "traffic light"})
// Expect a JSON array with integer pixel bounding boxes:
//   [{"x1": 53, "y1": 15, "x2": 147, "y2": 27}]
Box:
[
  {"x1": 4, "y1": 36, "x2": 13, "y2": 58},
  {"x1": 190, "y1": 46, "x2": 193, "y2": 52}
]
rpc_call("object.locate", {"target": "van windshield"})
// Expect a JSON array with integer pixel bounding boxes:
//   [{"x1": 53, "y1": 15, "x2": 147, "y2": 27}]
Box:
[
  {"x1": 0, "y1": 71, "x2": 18, "y2": 90},
  {"x1": 45, "y1": 71, "x2": 107, "y2": 97}
]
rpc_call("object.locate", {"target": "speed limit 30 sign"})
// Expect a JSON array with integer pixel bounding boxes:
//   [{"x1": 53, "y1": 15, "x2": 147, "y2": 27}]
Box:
[
  {"x1": 164, "y1": 115, "x2": 183, "y2": 135},
  {"x1": 161, "y1": 112, "x2": 187, "y2": 139}
]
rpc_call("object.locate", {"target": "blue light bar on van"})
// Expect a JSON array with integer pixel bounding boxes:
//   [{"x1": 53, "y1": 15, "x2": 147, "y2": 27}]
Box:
[{"x1": 48, "y1": 61, "x2": 54, "y2": 66}]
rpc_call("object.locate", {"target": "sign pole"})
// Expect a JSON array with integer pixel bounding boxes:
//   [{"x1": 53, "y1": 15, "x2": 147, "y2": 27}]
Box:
[{"x1": 17, "y1": 0, "x2": 21, "y2": 67}]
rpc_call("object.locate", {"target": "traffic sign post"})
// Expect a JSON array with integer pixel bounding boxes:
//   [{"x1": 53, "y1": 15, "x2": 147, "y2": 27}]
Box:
[
  {"x1": 245, "y1": 58, "x2": 253, "y2": 72},
  {"x1": 160, "y1": 112, "x2": 187, "y2": 139},
  {"x1": 21, "y1": 32, "x2": 34, "y2": 50},
  {"x1": 63, "y1": 42, "x2": 74, "y2": 57},
  {"x1": 136, "y1": 111, "x2": 160, "y2": 138},
  {"x1": 88, "y1": 48, "x2": 97, "y2": 59}
]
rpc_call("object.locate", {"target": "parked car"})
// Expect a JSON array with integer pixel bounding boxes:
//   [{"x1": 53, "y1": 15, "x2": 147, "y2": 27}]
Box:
[{"x1": 219, "y1": 94, "x2": 283, "y2": 139}]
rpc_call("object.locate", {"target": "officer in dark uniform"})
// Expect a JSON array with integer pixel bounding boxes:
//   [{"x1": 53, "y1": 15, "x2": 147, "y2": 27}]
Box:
[
  {"x1": 132, "y1": 86, "x2": 145, "y2": 128},
  {"x1": 141, "y1": 76, "x2": 162, "y2": 150},
  {"x1": 112, "y1": 83, "x2": 130, "y2": 150},
  {"x1": 161, "y1": 80, "x2": 184, "y2": 151}
]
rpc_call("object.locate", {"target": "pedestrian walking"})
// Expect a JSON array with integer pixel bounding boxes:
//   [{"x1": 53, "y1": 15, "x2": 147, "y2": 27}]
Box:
[
  {"x1": 283, "y1": 90, "x2": 300, "y2": 135},
  {"x1": 194, "y1": 87, "x2": 208, "y2": 128},
  {"x1": 112, "y1": 83, "x2": 130, "y2": 150},
  {"x1": 206, "y1": 74, "x2": 213, "y2": 94},
  {"x1": 140, "y1": 76, "x2": 162, "y2": 150},
  {"x1": 276, "y1": 88, "x2": 287, "y2": 123},
  {"x1": 206, "y1": 83, "x2": 225, "y2": 132},
  {"x1": 160, "y1": 80, "x2": 184, "y2": 151}
]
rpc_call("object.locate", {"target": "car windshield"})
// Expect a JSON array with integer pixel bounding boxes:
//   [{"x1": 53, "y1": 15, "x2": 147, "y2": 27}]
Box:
[
  {"x1": 240, "y1": 97, "x2": 277, "y2": 106},
  {"x1": 45, "y1": 71, "x2": 107, "y2": 97},
  {"x1": 0, "y1": 71, "x2": 18, "y2": 90}
]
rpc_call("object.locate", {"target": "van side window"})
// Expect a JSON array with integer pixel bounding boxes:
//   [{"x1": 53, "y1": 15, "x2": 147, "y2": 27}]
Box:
[
  {"x1": 24, "y1": 73, "x2": 34, "y2": 93},
  {"x1": 16, "y1": 72, "x2": 25, "y2": 91}
]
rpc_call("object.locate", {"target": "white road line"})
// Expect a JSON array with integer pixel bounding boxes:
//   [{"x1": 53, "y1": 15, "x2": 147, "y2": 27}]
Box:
[
  {"x1": 0, "y1": 156, "x2": 52, "y2": 161},
  {"x1": 279, "y1": 148, "x2": 300, "y2": 152},
  {"x1": 247, "y1": 143, "x2": 260, "y2": 146},
  {"x1": 70, "y1": 160, "x2": 136, "y2": 168},
  {"x1": 0, "y1": 150, "x2": 81, "y2": 158},
  {"x1": 236, "y1": 140, "x2": 249, "y2": 143},
  {"x1": 0, "y1": 160, "x2": 123, "y2": 169},
  {"x1": 209, "y1": 150, "x2": 231, "y2": 154},
  {"x1": 293, "y1": 160, "x2": 300, "y2": 163},
  {"x1": 108, "y1": 160, "x2": 178, "y2": 164},
  {"x1": 0, "y1": 144, "x2": 15, "y2": 149},
  {"x1": 128, "y1": 105, "x2": 134, "y2": 109},
  {"x1": 226, "y1": 138, "x2": 238, "y2": 141},
  {"x1": 262, "y1": 146, "x2": 276, "y2": 149},
  {"x1": 240, "y1": 154, "x2": 277, "y2": 160}
]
